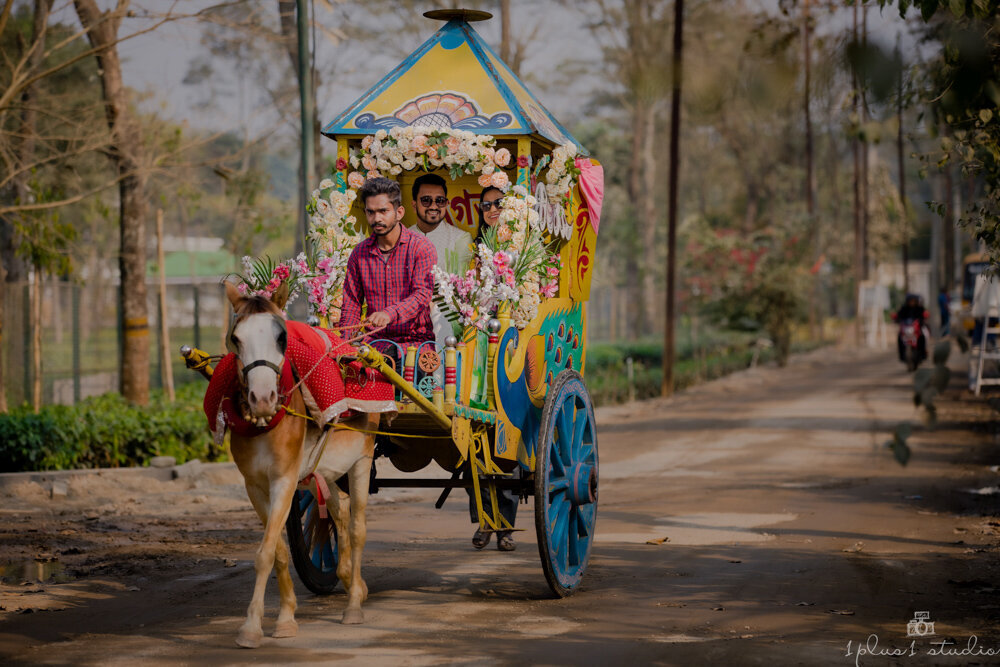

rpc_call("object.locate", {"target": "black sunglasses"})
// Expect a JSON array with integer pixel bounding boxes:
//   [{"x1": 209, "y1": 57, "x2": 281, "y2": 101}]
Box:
[
  {"x1": 419, "y1": 196, "x2": 448, "y2": 207},
  {"x1": 481, "y1": 200, "x2": 502, "y2": 212}
]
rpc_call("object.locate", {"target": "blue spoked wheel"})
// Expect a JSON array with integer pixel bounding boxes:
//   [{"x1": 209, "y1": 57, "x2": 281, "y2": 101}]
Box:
[
  {"x1": 285, "y1": 489, "x2": 340, "y2": 594},
  {"x1": 534, "y1": 370, "x2": 599, "y2": 597}
]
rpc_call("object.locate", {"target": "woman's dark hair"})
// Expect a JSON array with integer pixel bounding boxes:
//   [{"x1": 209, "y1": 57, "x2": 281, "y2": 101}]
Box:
[
  {"x1": 476, "y1": 186, "x2": 504, "y2": 242},
  {"x1": 358, "y1": 176, "x2": 402, "y2": 208}
]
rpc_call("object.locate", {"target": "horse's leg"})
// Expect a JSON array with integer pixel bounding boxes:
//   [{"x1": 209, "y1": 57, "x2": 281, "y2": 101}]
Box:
[
  {"x1": 237, "y1": 475, "x2": 297, "y2": 648},
  {"x1": 328, "y1": 486, "x2": 354, "y2": 593},
  {"x1": 271, "y1": 537, "x2": 298, "y2": 638},
  {"x1": 341, "y1": 436, "x2": 375, "y2": 625}
]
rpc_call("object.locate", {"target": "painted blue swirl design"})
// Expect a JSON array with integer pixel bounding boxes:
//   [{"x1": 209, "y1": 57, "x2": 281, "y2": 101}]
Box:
[{"x1": 353, "y1": 111, "x2": 513, "y2": 132}]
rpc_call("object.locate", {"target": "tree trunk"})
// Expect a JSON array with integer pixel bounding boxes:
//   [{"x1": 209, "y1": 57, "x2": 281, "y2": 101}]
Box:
[
  {"x1": 663, "y1": 0, "x2": 684, "y2": 397},
  {"x1": 852, "y1": 2, "x2": 863, "y2": 343},
  {"x1": 802, "y1": 0, "x2": 819, "y2": 339},
  {"x1": 0, "y1": 253, "x2": 6, "y2": 413},
  {"x1": 860, "y1": 3, "x2": 870, "y2": 281},
  {"x1": 31, "y1": 266, "x2": 42, "y2": 411},
  {"x1": 943, "y1": 153, "x2": 955, "y2": 291},
  {"x1": 626, "y1": 98, "x2": 648, "y2": 340},
  {"x1": 640, "y1": 104, "x2": 658, "y2": 336},
  {"x1": 500, "y1": 0, "x2": 512, "y2": 66},
  {"x1": 74, "y1": 0, "x2": 150, "y2": 405},
  {"x1": 1, "y1": 0, "x2": 53, "y2": 409},
  {"x1": 896, "y1": 39, "x2": 909, "y2": 293}
]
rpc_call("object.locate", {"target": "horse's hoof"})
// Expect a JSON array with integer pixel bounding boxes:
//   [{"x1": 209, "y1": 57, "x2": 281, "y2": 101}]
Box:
[
  {"x1": 273, "y1": 620, "x2": 298, "y2": 638},
  {"x1": 236, "y1": 630, "x2": 263, "y2": 649},
  {"x1": 342, "y1": 608, "x2": 364, "y2": 625}
]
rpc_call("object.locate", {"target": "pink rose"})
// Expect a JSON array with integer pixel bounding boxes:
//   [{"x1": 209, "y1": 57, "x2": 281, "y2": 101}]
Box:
[
  {"x1": 361, "y1": 155, "x2": 377, "y2": 171},
  {"x1": 477, "y1": 173, "x2": 493, "y2": 188},
  {"x1": 445, "y1": 136, "x2": 461, "y2": 153},
  {"x1": 336, "y1": 157, "x2": 348, "y2": 171},
  {"x1": 490, "y1": 171, "x2": 509, "y2": 189},
  {"x1": 361, "y1": 136, "x2": 373, "y2": 150},
  {"x1": 412, "y1": 135, "x2": 428, "y2": 153},
  {"x1": 367, "y1": 170, "x2": 380, "y2": 179},
  {"x1": 494, "y1": 148, "x2": 511, "y2": 167},
  {"x1": 348, "y1": 171, "x2": 365, "y2": 189}
]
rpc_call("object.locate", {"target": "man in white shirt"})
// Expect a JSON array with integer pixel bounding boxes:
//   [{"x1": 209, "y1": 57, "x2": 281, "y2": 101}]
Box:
[{"x1": 410, "y1": 173, "x2": 473, "y2": 347}]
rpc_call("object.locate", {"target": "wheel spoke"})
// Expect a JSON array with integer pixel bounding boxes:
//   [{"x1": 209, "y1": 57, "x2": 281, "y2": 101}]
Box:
[
  {"x1": 557, "y1": 400, "x2": 575, "y2": 464},
  {"x1": 549, "y1": 496, "x2": 570, "y2": 566},
  {"x1": 572, "y1": 405, "x2": 588, "y2": 457},
  {"x1": 567, "y1": 506, "x2": 581, "y2": 567},
  {"x1": 576, "y1": 504, "x2": 594, "y2": 538},
  {"x1": 548, "y1": 477, "x2": 569, "y2": 494}
]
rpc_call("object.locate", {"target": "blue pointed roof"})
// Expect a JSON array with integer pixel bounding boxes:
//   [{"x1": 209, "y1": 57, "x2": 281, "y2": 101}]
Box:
[{"x1": 321, "y1": 19, "x2": 584, "y2": 152}]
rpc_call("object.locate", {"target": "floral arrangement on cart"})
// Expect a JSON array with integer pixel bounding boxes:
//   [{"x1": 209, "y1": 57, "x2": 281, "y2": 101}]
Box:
[{"x1": 231, "y1": 125, "x2": 584, "y2": 332}]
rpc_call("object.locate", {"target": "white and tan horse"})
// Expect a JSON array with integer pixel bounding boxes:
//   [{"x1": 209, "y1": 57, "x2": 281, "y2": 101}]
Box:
[{"x1": 223, "y1": 282, "x2": 378, "y2": 648}]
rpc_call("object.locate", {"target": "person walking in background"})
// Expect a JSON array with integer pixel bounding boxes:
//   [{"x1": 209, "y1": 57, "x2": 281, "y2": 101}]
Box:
[{"x1": 938, "y1": 287, "x2": 951, "y2": 337}]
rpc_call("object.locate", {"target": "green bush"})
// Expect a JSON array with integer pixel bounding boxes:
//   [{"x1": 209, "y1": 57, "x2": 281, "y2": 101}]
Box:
[
  {"x1": 585, "y1": 336, "x2": 826, "y2": 406},
  {"x1": 0, "y1": 382, "x2": 220, "y2": 472}
]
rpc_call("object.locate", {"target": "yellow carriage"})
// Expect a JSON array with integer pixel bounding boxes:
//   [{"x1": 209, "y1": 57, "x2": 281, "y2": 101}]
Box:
[{"x1": 190, "y1": 9, "x2": 602, "y2": 597}]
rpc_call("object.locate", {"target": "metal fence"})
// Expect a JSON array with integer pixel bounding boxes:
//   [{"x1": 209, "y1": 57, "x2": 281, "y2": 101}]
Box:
[{"x1": 1, "y1": 278, "x2": 230, "y2": 407}]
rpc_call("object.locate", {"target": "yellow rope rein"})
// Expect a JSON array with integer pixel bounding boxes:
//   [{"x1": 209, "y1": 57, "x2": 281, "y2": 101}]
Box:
[{"x1": 282, "y1": 405, "x2": 447, "y2": 439}]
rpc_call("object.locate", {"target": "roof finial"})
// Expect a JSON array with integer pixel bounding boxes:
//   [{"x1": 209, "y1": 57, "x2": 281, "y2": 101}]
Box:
[{"x1": 423, "y1": 8, "x2": 493, "y2": 23}]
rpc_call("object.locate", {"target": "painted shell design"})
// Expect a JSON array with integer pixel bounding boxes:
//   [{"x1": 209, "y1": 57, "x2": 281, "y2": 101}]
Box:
[{"x1": 395, "y1": 93, "x2": 477, "y2": 129}]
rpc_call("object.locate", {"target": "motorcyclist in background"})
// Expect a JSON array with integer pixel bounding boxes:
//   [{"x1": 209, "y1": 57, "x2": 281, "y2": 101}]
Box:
[{"x1": 892, "y1": 293, "x2": 929, "y2": 362}]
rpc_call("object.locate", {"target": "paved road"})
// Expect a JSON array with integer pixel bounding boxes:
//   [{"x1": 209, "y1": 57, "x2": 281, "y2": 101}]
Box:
[{"x1": 2, "y1": 347, "x2": 999, "y2": 665}]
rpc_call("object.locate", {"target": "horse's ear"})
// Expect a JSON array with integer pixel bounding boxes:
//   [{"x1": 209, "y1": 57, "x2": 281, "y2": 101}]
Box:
[
  {"x1": 224, "y1": 280, "x2": 243, "y2": 309},
  {"x1": 272, "y1": 281, "x2": 290, "y2": 310}
]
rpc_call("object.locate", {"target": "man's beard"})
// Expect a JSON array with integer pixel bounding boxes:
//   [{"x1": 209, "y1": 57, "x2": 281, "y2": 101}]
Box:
[{"x1": 418, "y1": 210, "x2": 443, "y2": 227}]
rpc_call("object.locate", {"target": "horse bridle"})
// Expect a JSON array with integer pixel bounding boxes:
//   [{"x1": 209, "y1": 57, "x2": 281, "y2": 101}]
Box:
[{"x1": 226, "y1": 313, "x2": 289, "y2": 384}]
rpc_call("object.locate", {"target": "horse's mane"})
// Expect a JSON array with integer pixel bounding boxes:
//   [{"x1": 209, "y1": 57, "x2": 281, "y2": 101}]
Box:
[{"x1": 234, "y1": 295, "x2": 284, "y2": 318}]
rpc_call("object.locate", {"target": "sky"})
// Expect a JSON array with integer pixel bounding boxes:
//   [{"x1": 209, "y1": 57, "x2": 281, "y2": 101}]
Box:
[{"x1": 50, "y1": 1, "x2": 931, "y2": 148}]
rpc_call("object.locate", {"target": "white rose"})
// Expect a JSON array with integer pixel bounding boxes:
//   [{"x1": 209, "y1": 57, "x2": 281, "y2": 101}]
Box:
[
  {"x1": 402, "y1": 159, "x2": 416, "y2": 170},
  {"x1": 319, "y1": 178, "x2": 334, "y2": 189},
  {"x1": 565, "y1": 142, "x2": 577, "y2": 158},
  {"x1": 481, "y1": 162, "x2": 495, "y2": 176},
  {"x1": 390, "y1": 165, "x2": 402, "y2": 175},
  {"x1": 375, "y1": 129, "x2": 387, "y2": 141}
]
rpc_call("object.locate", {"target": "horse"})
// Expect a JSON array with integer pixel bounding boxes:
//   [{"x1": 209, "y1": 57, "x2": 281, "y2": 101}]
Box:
[{"x1": 223, "y1": 281, "x2": 378, "y2": 648}]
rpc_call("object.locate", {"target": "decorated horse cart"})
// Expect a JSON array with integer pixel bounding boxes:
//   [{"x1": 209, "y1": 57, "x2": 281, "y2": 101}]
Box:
[{"x1": 182, "y1": 9, "x2": 603, "y2": 642}]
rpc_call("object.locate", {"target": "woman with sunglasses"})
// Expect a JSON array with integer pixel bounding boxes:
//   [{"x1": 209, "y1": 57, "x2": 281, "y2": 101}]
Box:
[
  {"x1": 466, "y1": 183, "x2": 520, "y2": 552},
  {"x1": 475, "y1": 186, "x2": 504, "y2": 243}
]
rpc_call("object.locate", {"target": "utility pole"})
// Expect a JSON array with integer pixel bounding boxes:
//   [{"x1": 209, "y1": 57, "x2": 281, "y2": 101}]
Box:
[
  {"x1": 296, "y1": 0, "x2": 314, "y2": 257},
  {"x1": 896, "y1": 36, "x2": 909, "y2": 293},
  {"x1": 663, "y1": 0, "x2": 684, "y2": 397}
]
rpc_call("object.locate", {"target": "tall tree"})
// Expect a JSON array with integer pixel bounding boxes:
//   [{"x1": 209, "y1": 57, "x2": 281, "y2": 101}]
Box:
[
  {"x1": 73, "y1": 0, "x2": 150, "y2": 405},
  {"x1": 663, "y1": 0, "x2": 683, "y2": 396}
]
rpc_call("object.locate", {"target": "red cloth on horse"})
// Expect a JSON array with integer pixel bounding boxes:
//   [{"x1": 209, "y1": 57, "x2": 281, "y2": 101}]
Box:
[{"x1": 204, "y1": 321, "x2": 395, "y2": 443}]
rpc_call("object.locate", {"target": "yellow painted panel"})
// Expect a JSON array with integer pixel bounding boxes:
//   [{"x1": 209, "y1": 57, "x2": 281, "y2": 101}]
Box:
[
  {"x1": 344, "y1": 43, "x2": 514, "y2": 129},
  {"x1": 564, "y1": 185, "x2": 597, "y2": 302}
]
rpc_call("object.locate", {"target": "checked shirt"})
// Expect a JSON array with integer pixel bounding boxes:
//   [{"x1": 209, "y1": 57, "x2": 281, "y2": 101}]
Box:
[{"x1": 340, "y1": 224, "x2": 436, "y2": 351}]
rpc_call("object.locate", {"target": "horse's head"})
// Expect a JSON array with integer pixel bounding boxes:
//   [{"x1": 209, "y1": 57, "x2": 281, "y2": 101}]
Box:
[{"x1": 224, "y1": 281, "x2": 289, "y2": 424}]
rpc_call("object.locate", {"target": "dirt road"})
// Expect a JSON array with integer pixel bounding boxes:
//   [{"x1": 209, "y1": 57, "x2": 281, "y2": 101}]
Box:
[{"x1": 2, "y1": 346, "x2": 999, "y2": 665}]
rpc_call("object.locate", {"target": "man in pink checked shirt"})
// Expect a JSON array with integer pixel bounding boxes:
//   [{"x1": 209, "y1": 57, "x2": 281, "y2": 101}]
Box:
[{"x1": 339, "y1": 177, "x2": 436, "y2": 357}]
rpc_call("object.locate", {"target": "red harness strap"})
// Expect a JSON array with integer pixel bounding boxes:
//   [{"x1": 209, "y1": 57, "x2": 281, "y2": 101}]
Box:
[{"x1": 300, "y1": 472, "x2": 332, "y2": 520}]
